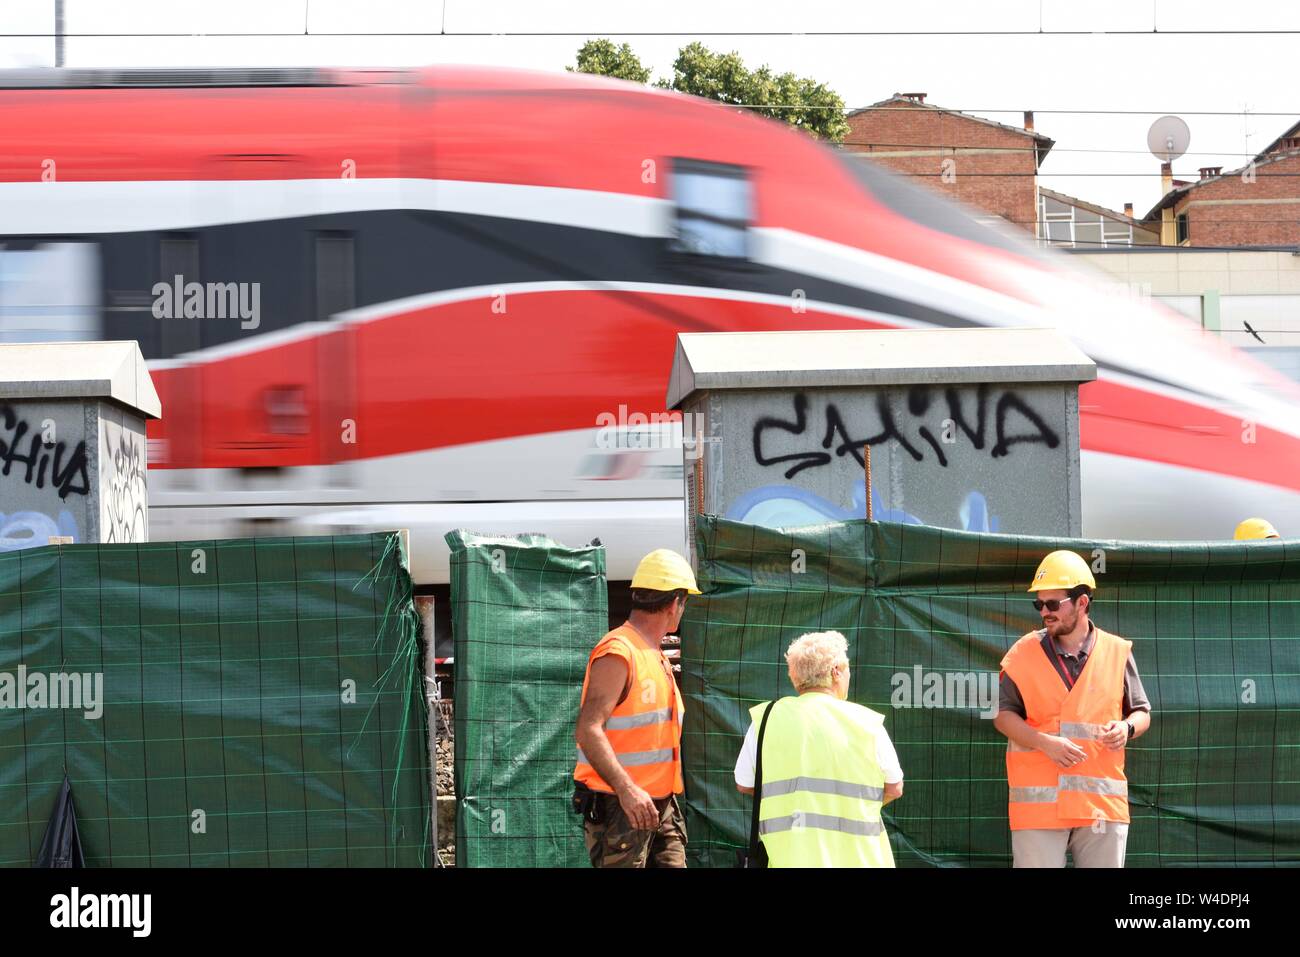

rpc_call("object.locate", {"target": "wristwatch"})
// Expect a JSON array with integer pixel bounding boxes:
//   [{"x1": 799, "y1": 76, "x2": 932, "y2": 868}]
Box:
[{"x1": 1126, "y1": 720, "x2": 1135, "y2": 741}]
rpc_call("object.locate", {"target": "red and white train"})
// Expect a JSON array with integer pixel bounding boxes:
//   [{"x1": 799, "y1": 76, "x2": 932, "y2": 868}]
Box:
[{"x1": 2, "y1": 65, "x2": 1298, "y2": 589}]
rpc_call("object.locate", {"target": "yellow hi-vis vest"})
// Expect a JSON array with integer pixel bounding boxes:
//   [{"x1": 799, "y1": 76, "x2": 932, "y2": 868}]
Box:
[{"x1": 751, "y1": 693, "x2": 895, "y2": 868}]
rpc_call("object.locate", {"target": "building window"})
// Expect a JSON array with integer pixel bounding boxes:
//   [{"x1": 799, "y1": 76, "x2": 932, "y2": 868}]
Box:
[
  {"x1": 669, "y1": 159, "x2": 752, "y2": 259},
  {"x1": 1040, "y1": 193, "x2": 1144, "y2": 248},
  {"x1": 1046, "y1": 219, "x2": 1073, "y2": 244},
  {"x1": 1102, "y1": 221, "x2": 1133, "y2": 244},
  {"x1": 1040, "y1": 195, "x2": 1074, "y2": 246},
  {"x1": 1074, "y1": 221, "x2": 1104, "y2": 247},
  {"x1": 1176, "y1": 212, "x2": 1189, "y2": 245},
  {"x1": 314, "y1": 231, "x2": 356, "y2": 321}
]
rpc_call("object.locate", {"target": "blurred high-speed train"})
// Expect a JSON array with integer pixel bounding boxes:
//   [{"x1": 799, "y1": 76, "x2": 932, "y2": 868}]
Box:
[{"x1": 2, "y1": 66, "x2": 1298, "y2": 585}]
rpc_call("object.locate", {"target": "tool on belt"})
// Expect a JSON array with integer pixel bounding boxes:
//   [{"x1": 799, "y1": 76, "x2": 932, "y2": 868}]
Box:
[{"x1": 571, "y1": 781, "x2": 608, "y2": 824}]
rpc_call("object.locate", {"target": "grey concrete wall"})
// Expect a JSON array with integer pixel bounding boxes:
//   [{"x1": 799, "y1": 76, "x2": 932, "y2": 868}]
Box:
[
  {"x1": 98, "y1": 403, "x2": 148, "y2": 544},
  {"x1": 0, "y1": 399, "x2": 148, "y2": 551},
  {"x1": 685, "y1": 381, "x2": 1081, "y2": 539}
]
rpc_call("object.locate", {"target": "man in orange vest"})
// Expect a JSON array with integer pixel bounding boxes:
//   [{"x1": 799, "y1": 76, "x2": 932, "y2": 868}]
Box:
[
  {"x1": 993, "y1": 550, "x2": 1153, "y2": 867},
  {"x1": 573, "y1": 548, "x2": 699, "y2": 867}
]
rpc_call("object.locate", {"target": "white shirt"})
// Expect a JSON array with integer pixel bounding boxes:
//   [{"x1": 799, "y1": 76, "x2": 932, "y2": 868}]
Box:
[{"x1": 733, "y1": 707, "x2": 904, "y2": 788}]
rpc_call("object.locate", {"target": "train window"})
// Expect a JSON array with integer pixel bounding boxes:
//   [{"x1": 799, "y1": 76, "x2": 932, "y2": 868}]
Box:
[
  {"x1": 159, "y1": 235, "x2": 201, "y2": 356},
  {"x1": 0, "y1": 242, "x2": 100, "y2": 343},
  {"x1": 315, "y1": 232, "x2": 356, "y2": 321},
  {"x1": 264, "y1": 385, "x2": 310, "y2": 435},
  {"x1": 668, "y1": 159, "x2": 752, "y2": 259}
]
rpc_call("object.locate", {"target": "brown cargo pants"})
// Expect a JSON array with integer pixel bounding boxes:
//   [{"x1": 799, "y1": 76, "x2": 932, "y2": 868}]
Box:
[{"x1": 584, "y1": 792, "x2": 687, "y2": 868}]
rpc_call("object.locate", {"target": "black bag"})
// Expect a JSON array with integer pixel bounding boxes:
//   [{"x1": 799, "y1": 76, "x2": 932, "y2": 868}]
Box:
[
  {"x1": 34, "y1": 774, "x2": 85, "y2": 868},
  {"x1": 737, "y1": 700, "x2": 776, "y2": 869}
]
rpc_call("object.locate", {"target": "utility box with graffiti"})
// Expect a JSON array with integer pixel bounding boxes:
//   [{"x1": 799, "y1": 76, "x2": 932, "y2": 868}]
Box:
[
  {"x1": 666, "y1": 328, "x2": 1096, "y2": 556},
  {"x1": 0, "y1": 341, "x2": 160, "y2": 552}
]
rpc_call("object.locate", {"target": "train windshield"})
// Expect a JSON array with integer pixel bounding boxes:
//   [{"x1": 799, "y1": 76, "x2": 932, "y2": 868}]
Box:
[{"x1": 0, "y1": 241, "x2": 100, "y2": 343}]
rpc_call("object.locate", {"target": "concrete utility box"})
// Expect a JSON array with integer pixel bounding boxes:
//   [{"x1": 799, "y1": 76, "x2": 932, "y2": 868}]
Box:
[
  {"x1": 667, "y1": 328, "x2": 1096, "y2": 560},
  {"x1": 0, "y1": 341, "x2": 160, "y2": 552}
]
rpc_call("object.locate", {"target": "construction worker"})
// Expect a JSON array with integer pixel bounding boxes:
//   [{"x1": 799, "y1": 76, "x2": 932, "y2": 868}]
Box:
[
  {"x1": 993, "y1": 550, "x2": 1152, "y2": 867},
  {"x1": 734, "y1": 631, "x2": 902, "y2": 867},
  {"x1": 1234, "y1": 517, "x2": 1281, "y2": 540},
  {"x1": 572, "y1": 548, "x2": 699, "y2": 868}
]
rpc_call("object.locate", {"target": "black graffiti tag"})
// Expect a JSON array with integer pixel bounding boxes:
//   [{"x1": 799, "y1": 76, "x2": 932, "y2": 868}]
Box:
[
  {"x1": 0, "y1": 405, "x2": 90, "y2": 499},
  {"x1": 753, "y1": 387, "x2": 1059, "y2": 478},
  {"x1": 753, "y1": 392, "x2": 830, "y2": 478}
]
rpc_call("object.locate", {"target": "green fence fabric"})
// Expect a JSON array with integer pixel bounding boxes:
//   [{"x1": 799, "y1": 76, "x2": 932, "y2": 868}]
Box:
[
  {"x1": 447, "y1": 530, "x2": 607, "y2": 867},
  {"x1": 682, "y1": 515, "x2": 1300, "y2": 867},
  {"x1": 0, "y1": 532, "x2": 429, "y2": 867}
]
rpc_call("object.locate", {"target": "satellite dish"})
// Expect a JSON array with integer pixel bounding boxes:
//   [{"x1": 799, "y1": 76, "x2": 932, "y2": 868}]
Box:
[{"x1": 1147, "y1": 115, "x2": 1191, "y2": 163}]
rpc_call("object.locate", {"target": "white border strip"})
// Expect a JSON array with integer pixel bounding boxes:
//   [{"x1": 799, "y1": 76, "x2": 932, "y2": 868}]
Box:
[{"x1": 0, "y1": 177, "x2": 672, "y2": 238}]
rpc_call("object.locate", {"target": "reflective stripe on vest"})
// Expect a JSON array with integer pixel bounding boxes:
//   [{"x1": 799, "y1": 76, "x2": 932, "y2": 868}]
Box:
[
  {"x1": 762, "y1": 776, "x2": 885, "y2": 803},
  {"x1": 1010, "y1": 775, "x2": 1128, "y2": 804},
  {"x1": 573, "y1": 627, "x2": 684, "y2": 798},
  {"x1": 1059, "y1": 774, "x2": 1127, "y2": 797},
  {"x1": 575, "y1": 746, "x2": 674, "y2": 768},
  {"x1": 605, "y1": 707, "x2": 672, "y2": 731},
  {"x1": 751, "y1": 694, "x2": 895, "y2": 868},
  {"x1": 1001, "y1": 626, "x2": 1133, "y2": 830},
  {"x1": 1008, "y1": 786, "x2": 1058, "y2": 803},
  {"x1": 759, "y1": 813, "x2": 885, "y2": 837},
  {"x1": 1060, "y1": 721, "x2": 1105, "y2": 740}
]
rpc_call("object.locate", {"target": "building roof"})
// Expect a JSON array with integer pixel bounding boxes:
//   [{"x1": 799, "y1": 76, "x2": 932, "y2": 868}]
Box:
[
  {"x1": 666, "y1": 328, "x2": 1096, "y2": 409},
  {"x1": 1142, "y1": 145, "x2": 1300, "y2": 220},
  {"x1": 1039, "y1": 186, "x2": 1158, "y2": 232},
  {"x1": 847, "y1": 95, "x2": 1055, "y2": 167},
  {"x1": 1255, "y1": 118, "x2": 1300, "y2": 163}
]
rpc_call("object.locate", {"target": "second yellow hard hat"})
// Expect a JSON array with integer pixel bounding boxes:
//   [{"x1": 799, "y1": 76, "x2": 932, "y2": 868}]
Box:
[
  {"x1": 1234, "y1": 517, "x2": 1280, "y2": 540},
  {"x1": 1027, "y1": 550, "x2": 1097, "y2": 593}
]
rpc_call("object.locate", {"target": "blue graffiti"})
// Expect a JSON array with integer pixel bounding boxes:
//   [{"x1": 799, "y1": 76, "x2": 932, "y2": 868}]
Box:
[
  {"x1": 726, "y1": 481, "x2": 999, "y2": 532},
  {"x1": 0, "y1": 510, "x2": 79, "y2": 552}
]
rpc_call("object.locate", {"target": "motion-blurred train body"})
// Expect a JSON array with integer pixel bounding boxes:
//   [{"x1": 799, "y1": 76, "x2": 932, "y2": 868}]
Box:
[{"x1": 2, "y1": 66, "x2": 1298, "y2": 583}]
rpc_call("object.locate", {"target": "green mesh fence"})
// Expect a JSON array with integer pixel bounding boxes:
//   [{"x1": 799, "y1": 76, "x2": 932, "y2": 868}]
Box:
[
  {"x1": 447, "y1": 530, "x2": 607, "y2": 868},
  {"x1": 682, "y1": 515, "x2": 1300, "y2": 868},
  {"x1": 0, "y1": 532, "x2": 430, "y2": 867}
]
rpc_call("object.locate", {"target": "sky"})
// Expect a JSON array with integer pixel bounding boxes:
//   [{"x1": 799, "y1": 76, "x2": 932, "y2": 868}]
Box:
[{"x1": 2, "y1": 0, "x2": 1299, "y2": 216}]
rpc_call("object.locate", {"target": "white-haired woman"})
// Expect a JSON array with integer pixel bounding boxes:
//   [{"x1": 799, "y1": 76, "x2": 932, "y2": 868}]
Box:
[{"x1": 734, "y1": 631, "x2": 903, "y2": 867}]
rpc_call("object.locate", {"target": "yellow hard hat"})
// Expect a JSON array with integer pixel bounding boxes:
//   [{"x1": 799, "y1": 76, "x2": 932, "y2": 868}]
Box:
[
  {"x1": 1234, "y1": 517, "x2": 1280, "y2": 540},
  {"x1": 1027, "y1": 550, "x2": 1096, "y2": 593},
  {"x1": 631, "y1": 549, "x2": 701, "y2": 595}
]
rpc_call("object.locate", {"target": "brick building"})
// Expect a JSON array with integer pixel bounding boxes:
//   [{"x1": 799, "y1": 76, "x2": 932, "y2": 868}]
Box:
[
  {"x1": 1145, "y1": 120, "x2": 1300, "y2": 247},
  {"x1": 844, "y1": 92, "x2": 1053, "y2": 235}
]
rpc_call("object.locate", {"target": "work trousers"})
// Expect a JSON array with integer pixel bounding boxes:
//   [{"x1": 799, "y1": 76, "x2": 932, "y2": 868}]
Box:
[
  {"x1": 1012, "y1": 822, "x2": 1129, "y2": 868},
  {"x1": 584, "y1": 793, "x2": 687, "y2": 868}
]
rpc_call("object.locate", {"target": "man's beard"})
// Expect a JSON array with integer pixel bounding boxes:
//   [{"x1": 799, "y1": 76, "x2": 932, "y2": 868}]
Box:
[{"x1": 1044, "y1": 613, "x2": 1077, "y2": 637}]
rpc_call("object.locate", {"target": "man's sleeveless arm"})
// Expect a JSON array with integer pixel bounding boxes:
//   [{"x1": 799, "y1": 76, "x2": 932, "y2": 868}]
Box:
[
  {"x1": 575, "y1": 644, "x2": 659, "y2": 831},
  {"x1": 576, "y1": 654, "x2": 635, "y2": 795}
]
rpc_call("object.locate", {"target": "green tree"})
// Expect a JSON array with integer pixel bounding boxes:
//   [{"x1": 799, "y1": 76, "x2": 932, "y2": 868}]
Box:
[
  {"x1": 572, "y1": 39, "x2": 848, "y2": 143},
  {"x1": 568, "y1": 39, "x2": 652, "y2": 84}
]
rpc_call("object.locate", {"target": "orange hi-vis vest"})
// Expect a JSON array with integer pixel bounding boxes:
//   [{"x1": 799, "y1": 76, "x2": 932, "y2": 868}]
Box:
[
  {"x1": 574, "y1": 625, "x2": 685, "y2": 799},
  {"x1": 1001, "y1": 625, "x2": 1132, "y2": 830}
]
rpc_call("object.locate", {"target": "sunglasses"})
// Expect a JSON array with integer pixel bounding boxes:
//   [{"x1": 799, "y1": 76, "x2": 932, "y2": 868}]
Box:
[{"x1": 1032, "y1": 597, "x2": 1075, "y2": 612}]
